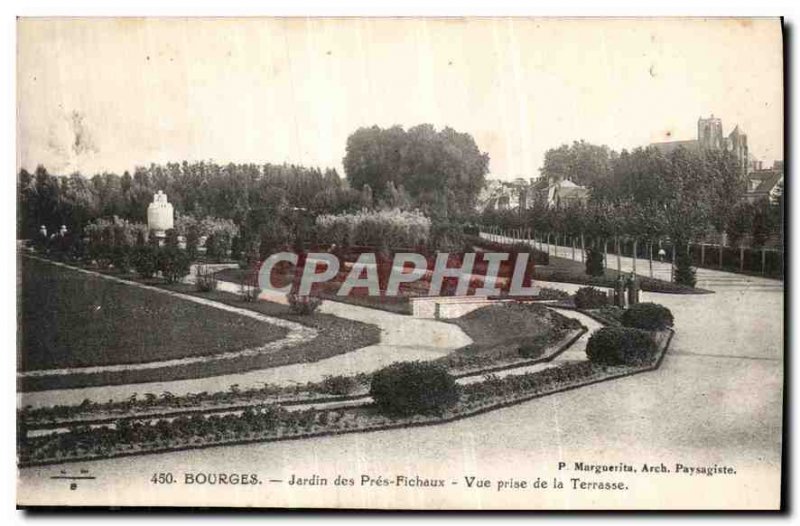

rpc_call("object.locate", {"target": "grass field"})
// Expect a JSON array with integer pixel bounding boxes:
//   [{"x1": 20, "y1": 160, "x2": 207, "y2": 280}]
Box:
[
  {"x1": 19, "y1": 257, "x2": 288, "y2": 372},
  {"x1": 18, "y1": 257, "x2": 381, "y2": 392},
  {"x1": 439, "y1": 302, "x2": 582, "y2": 371}
]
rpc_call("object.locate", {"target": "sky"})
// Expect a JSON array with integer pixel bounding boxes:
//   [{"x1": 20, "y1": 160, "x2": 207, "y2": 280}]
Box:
[{"x1": 17, "y1": 17, "x2": 783, "y2": 181}]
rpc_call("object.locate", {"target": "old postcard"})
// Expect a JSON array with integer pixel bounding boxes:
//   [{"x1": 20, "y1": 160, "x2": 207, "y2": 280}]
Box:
[{"x1": 15, "y1": 17, "x2": 784, "y2": 510}]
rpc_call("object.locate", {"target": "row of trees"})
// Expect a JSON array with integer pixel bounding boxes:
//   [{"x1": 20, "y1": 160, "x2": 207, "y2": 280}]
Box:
[
  {"x1": 19, "y1": 124, "x2": 493, "y2": 266},
  {"x1": 538, "y1": 141, "x2": 783, "y2": 249},
  {"x1": 486, "y1": 144, "x2": 783, "y2": 284},
  {"x1": 17, "y1": 162, "x2": 363, "y2": 240}
]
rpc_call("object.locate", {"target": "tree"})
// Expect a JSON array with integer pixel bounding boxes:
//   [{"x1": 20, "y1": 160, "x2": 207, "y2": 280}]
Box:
[
  {"x1": 726, "y1": 201, "x2": 755, "y2": 248},
  {"x1": 540, "y1": 140, "x2": 616, "y2": 188},
  {"x1": 343, "y1": 124, "x2": 489, "y2": 215}
]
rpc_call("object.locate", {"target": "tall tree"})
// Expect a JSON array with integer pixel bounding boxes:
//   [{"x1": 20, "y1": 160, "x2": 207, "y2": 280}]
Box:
[
  {"x1": 540, "y1": 140, "x2": 616, "y2": 188},
  {"x1": 343, "y1": 124, "x2": 489, "y2": 216}
]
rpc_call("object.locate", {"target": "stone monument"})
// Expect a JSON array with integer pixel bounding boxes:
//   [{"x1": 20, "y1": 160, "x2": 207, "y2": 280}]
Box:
[{"x1": 147, "y1": 190, "x2": 174, "y2": 244}]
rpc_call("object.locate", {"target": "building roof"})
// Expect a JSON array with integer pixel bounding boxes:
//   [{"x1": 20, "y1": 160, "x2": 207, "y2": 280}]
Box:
[{"x1": 749, "y1": 170, "x2": 783, "y2": 195}]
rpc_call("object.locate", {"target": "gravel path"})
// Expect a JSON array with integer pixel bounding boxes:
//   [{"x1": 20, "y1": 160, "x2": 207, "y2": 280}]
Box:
[
  {"x1": 19, "y1": 246, "x2": 782, "y2": 509},
  {"x1": 18, "y1": 261, "x2": 472, "y2": 409}
]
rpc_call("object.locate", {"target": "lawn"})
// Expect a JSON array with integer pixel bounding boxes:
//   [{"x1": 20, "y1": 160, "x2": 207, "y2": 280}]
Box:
[
  {"x1": 531, "y1": 253, "x2": 711, "y2": 294},
  {"x1": 438, "y1": 302, "x2": 583, "y2": 373},
  {"x1": 18, "y1": 257, "x2": 380, "y2": 391},
  {"x1": 19, "y1": 257, "x2": 288, "y2": 371}
]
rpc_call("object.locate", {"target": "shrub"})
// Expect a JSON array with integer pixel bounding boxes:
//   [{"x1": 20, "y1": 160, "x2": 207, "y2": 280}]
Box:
[
  {"x1": 205, "y1": 233, "x2": 227, "y2": 261},
  {"x1": 287, "y1": 293, "x2": 322, "y2": 315},
  {"x1": 585, "y1": 247, "x2": 604, "y2": 276},
  {"x1": 370, "y1": 361, "x2": 459, "y2": 416},
  {"x1": 132, "y1": 245, "x2": 160, "y2": 278},
  {"x1": 315, "y1": 208, "x2": 431, "y2": 249},
  {"x1": 585, "y1": 327, "x2": 658, "y2": 366},
  {"x1": 195, "y1": 265, "x2": 218, "y2": 292},
  {"x1": 164, "y1": 229, "x2": 180, "y2": 248},
  {"x1": 536, "y1": 287, "x2": 570, "y2": 300},
  {"x1": 159, "y1": 247, "x2": 191, "y2": 283},
  {"x1": 239, "y1": 268, "x2": 261, "y2": 302},
  {"x1": 110, "y1": 245, "x2": 133, "y2": 273},
  {"x1": 429, "y1": 221, "x2": 466, "y2": 252},
  {"x1": 318, "y1": 375, "x2": 359, "y2": 396},
  {"x1": 517, "y1": 334, "x2": 550, "y2": 358},
  {"x1": 620, "y1": 302, "x2": 674, "y2": 331},
  {"x1": 463, "y1": 225, "x2": 480, "y2": 236},
  {"x1": 574, "y1": 286, "x2": 609, "y2": 309}
]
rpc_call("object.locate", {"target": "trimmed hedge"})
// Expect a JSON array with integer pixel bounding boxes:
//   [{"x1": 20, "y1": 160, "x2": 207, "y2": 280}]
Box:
[
  {"x1": 370, "y1": 361, "x2": 459, "y2": 416},
  {"x1": 574, "y1": 286, "x2": 609, "y2": 309},
  {"x1": 621, "y1": 302, "x2": 674, "y2": 331},
  {"x1": 585, "y1": 327, "x2": 658, "y2": 366}
]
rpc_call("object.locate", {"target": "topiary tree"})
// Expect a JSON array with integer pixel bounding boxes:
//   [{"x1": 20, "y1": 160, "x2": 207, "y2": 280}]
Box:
[
  {"x1": 585, "y1": 326, "x2": 658, "y2": 366},
  {"x1": 674, "y1": 247, "x2": 696, "y2": 287},
  {"x1": 585, "y1": 247, "x2": 604, "y2": 276},
  {"x1": 370, "y1": 361, "x2": 459, "y2": 417},
  {"x1": 621, "y1": 302, "x2": 674, "y2": 331}
]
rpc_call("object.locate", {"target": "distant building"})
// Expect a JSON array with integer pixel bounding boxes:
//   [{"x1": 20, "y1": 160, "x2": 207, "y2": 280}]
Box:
[
  {"x1": 528, "y1": 179, "x2": 590, "y2": 209},
  {"x1": 743, "y1": 162, "x2": 783, "y2": 204},
  {"x1": 478, "y1": 176, "x2": 590, "y2": 212},
  {"x1": 650, "y1": 115, "x2": 750, "y2": 175}
]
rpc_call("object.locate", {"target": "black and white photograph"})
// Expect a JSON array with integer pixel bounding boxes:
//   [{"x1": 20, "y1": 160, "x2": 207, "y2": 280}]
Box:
[{"x1": 13, "y1": 16, "x2": 784, "y2": 510}]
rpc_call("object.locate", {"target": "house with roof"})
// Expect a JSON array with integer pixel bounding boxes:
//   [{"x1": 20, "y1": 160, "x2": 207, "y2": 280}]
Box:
[{"x1": 743, "y1": 164, "x2": 783, "y2": 204}]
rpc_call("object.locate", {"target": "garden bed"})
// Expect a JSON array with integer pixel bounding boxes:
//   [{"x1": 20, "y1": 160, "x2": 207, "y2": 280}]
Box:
[
  {"x1": 438, "y1": 302, "x2": 585, "y2": 376},
  {"x1": 19, "y1": 330, "x2": 673, "y2": 467}
]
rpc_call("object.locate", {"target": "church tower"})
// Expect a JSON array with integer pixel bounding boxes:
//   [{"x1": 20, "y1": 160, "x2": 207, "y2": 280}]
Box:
[{"x1": 697, "y1": 114, "x2": 724, "y2": 150}]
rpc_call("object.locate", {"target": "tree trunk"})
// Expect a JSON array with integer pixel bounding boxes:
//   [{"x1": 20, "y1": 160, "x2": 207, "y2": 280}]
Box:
[
  {"x1": 616, "y1": 237, "x2": 621, "y2": 274},
  {"x1": 580, "y1": 233, "x2": 586, "y2": 263},
  {"x1": 632, "y1": 239, "x2": 638, "y2": 275},
  {"x1": 649, "y1": 242, "x2": 653, "y2": 278}
]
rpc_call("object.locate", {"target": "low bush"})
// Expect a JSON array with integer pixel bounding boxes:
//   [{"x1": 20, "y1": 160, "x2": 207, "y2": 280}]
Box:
[
  {"x1": 195, "y1": 265, "x2": 218, "y2": 292},
  {"x1": 318, "y1": 375, "x2": 360, "y2": 396},
  {"x1": 517, "y1": 334, "x2": 551, "y2": 358},
  {"x1": 370, "y1": 361, "x2": 459, "y2": 416},
  {"x1": 159, "y1": 247, "x2": 191, "y2": 283},
  {"x1": 463, "y1": 225, "x2": 481, "y2": 236},
  {"x1": 287, "y1": 293, "x2": 322, "y2": 315},
  {"x1": 620, "y1": 302, "x2": 674, "y2": 331},
  {"x1": 535, "y1": 287, "x2": 570, "y2": 300},
  {"x1": 110, "y1": 245, "x2": 133, "y2": 273},
  {"x1": 239, "y1": 268, "x2": 261, "y2": 302},
  {"x1": 585, "y1": 326, "x2": 658, "y2": 366},
  {"x1": 573, "y1": 286, "x2": 609, "y2": 309},
  {"x1": 132, "y1": 245, "x2": 160, "y2": 278}
]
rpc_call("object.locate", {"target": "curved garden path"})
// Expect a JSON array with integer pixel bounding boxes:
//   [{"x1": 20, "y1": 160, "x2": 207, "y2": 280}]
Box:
[
  {"x1": 18, "y1": 242, "x2": 783, "y2": 508},
  {"x1": 18, "y1": 259, "x2": 472, "y2": 409}
]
